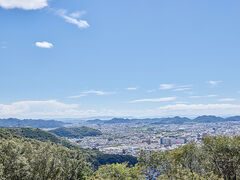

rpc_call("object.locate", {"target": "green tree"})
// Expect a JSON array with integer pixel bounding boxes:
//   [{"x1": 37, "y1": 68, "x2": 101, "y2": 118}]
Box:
[
  {"x1": 0, "y1": 138, "x2": 91, "y2": 180},
  {"x1": 89, "y1": 163, "x2": 144, "y2": 180},
  {"x1": 202, "y1": 136, "x2": 240, "y2": 180}
]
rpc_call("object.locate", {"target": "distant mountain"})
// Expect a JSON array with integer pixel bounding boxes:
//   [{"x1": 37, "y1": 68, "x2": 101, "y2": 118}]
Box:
[
  {"x1": 50, "y1": 126, "x2": 102, "y2": 138},
  {"x1": 86, "y1": 115, "x2": 240, "y2": 125},
  {"x1": 86, "y1": 119, "x2": 104, "y2": 124},
  {"x1": 0, "y1": 118, "x2": 68, "y2": 128},
  {"x1": 225, "y1": 116, "x2": 240, "y2": 122},
  {"x1": 152, "y1": 116, "x2": 191, "y2": 125},
  {"x1": 104, "y1": 118, "x2": 133, "y2": 124},
  {"x1": 193, "y1": 115, "x2": 225, "y2": 123}
]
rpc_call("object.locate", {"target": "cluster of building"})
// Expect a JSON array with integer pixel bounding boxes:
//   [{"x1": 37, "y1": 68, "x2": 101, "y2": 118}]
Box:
[{"x1": 69, "y1": 121, "x2": 240, "y2": 157}]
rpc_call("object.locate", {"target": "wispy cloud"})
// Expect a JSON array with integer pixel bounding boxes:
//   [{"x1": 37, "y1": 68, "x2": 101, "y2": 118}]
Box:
[
  {"x1": 35, "y1": 41, "x2": 53, "y2": 48},
  {"x1": 207, "y1": 80, "x2": 222, "y2": 86},
  {"x1": 2, "y1": 100, "x2": 240, "y2": 119},
  {"x1": 147, "y1": 89, "x2": 157, "y2": 93},
  {"x1": 0, "y1": 100, "x2": 78, "y2": 118},
  {"x1": 130, "y1": 97, "x2": 176, "y2": 103},
  {"x1": 159, "y1": 84, "x2": 175, "y2": 90},
  {"x1": 56, "y1": 9, "x2": 89, "y2": 29},
  {"x1": 190, "y1": 94, "x2": 218, "y2": 98},
  {"x1": 219, "y1": 98, "x2": 236, "y2": 102},
  {"x1": 173, "y1": 85, "x2": 192, "y2": 91},
  {"x1": 68, "y1": 90, "x2": 115, "y2": 98},
  {"x1": 159, "y1": 84, "x2": 192, "y2": 91},
  {"x1": 0, "y1": 0, "x2": 48, "y2": 10},
  {"x1": 125, "y1": 87, "x2": 138, "y2": 91},
  {"x1": 70, "y1": 11, "x2": 86, "y2": 18},
  {"x1": 148, "y1": 103, "x2": 240, "y2": 117}
]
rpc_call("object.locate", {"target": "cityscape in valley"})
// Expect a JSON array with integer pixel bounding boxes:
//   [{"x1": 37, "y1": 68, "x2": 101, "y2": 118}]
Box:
[
  {"x1": 65, "y1": 116, "x2": 240, "y2": 156},
  {"x1": 75, "y1": 121, "x2": 240, "y2": 157},
  {"x1": 2, "y1": 116, "x2": 240, "y2": 157}
]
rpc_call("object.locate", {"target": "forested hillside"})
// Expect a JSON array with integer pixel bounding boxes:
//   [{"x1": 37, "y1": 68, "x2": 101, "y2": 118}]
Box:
[
  {"x1": 137, "y1": 136, "x2": 240, "y2": 180},
  {"x1": 0, "y1": 128, "x2": 137, "y2": 170},
  {"x1": 2, "y1": 133, "x2": 240, "y2": 179},
  {"x1": 49, "y1": 126, "x2": 102, "y2": 138},
  {"x1": 5, "y1": 127, "x2": 80, "y2": 149}
]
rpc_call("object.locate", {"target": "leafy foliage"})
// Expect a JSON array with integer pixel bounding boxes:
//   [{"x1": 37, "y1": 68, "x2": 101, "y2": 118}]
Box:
[
  {"x1": 0, "y1": 138, "x2": 91, "y2": 180},
  {"x1": 0, "y1": 128, "x2": 137, "y2": 170},
  {"x1": 3, "y1": 127, "x2": 240, "y2": 179},
  {"x1": 89, "y1": 163, "x2": 144, "y2": 180},
  {"x1": 4, "y1": 127, "x2": 80, "y2": 149},
  {"x1": 138, "y1": 136, "x2": 240, "y2": 179},
  {"x1": 93, "y1": 153, "x2": 138, "y2": 168}
]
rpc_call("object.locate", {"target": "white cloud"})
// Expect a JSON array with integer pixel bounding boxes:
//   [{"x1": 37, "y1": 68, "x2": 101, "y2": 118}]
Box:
[
  {"x1": 0, "y1": 0, "x2": 48, "y2": 10},
  {"x1": 126, "y1": 87, "x2": 137, "y2": 90},
  {"x1": 159, "y1": 84, "x2": 192, "y2": 91},
  {"x1": 35, "y1": 41, "x2": 53, "y2": 48},
  {"x1": 70, "y1": 11, "x2": 86, "y2": 18},
  {"x1": 190, "y1": 94, "x2": 218, "y2": 98},
  {"x1": 207, "y1": 80, "x2": 222, "y2": 86},
  {"x1": 0, "y1": 100, "x2": 129, "y2": 119},
  {"x1": 56, "y1": 9, "x2": 89, "y2": 29},
  {"x1": 147, "y1": 89, "x2": 157, "y2": 93},
  {"x1": 159, "y1": 84, "x2": 175, "y2": 90},
  {"x1": 219, "y1": 98, "x2": 236, "y2": 102},
  {"x1": 173, "y1": 87, "x2": 191, "y2": 91},
  {"x1": 173, "y1": 85, "x2": 192, "y2": 91},
  {"x1": 148, "y1": 103, "x2": 240, "y2": 117},
  {"x1": 131, "y1": 97, "x2": 176, "y2": 103},
  {"x1": 207, "y1": 94, "x2": 218, "y2": 97},
  {"x1": 1, "y1": 100, "x2": 240, "y2": 119},
  {"x1": 68, "y1": 90, "x2": 115, "y2": 98},
  {"x1": 0, "y1": 100, "x2": 79, "y2": 118}
]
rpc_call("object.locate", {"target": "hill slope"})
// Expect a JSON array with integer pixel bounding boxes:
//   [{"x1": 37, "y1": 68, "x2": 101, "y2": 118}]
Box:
[
  {"x1": 4, "y1": 127, "x2": 80, "y2": 149},
  {"x1": 49, "y1": 126, "x2": 102, "y2": 138},
  {"x1": 0, "y1": 127, "x2": 136, "y2": 169}
]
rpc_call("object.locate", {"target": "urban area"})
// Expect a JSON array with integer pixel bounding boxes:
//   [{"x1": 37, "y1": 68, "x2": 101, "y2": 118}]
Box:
[{"x1": 68, "y1": 120, "x2": 240, "y2": 157}]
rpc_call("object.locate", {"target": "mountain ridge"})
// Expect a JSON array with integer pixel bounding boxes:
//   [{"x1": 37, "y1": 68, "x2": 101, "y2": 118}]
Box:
[
  {"x1": 0, "y1": 118, "x2": 68, "y2": 128},
  {"x1": 86, "y1": 115, "x2": 240, "y2": 124}
]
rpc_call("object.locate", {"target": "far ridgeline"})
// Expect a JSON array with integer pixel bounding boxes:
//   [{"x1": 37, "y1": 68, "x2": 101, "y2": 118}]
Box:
[
  {"x1": 0, "y1": 118, "x2": 67, "y2": 128},
  {"x1": 86, "y1": 115, "x2": 240, "y2": 124}
]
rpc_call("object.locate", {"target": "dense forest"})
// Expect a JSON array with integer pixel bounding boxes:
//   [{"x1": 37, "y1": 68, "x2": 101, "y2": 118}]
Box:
[
  {"x1": 0, "y1": 128, "x2": 240, "y2": 179},
  {"x1": 0, "y1": 128, "x2": 137, "y2": 169},
  {"x1": 4, "y1": 127, "x2": 80, "y2": 149},
  {"x1": 49, "y1": 126, "x2": 102, "y2": 138}
]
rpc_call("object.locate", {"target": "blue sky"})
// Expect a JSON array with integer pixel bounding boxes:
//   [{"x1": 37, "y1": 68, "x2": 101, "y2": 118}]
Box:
[{"x1": 1, "y1": 0, "x2": 240, "y2": 119}]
